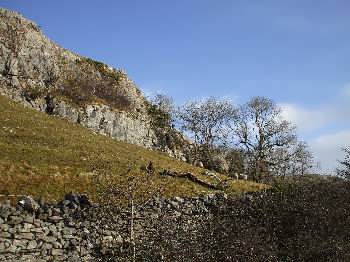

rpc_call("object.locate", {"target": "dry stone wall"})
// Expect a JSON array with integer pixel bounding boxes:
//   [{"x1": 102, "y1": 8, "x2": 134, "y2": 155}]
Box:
[{"x1": 0, "y1": 193, "x2": 226, "y2": 261}]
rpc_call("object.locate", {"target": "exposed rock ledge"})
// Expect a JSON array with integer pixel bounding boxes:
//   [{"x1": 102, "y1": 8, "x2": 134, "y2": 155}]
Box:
[
  {"x1": 0, "y1": 85, "x2": 157, "y2": 149},
  {"x1": 0, "y1": 8, "x2": 162, "y2": 150}
]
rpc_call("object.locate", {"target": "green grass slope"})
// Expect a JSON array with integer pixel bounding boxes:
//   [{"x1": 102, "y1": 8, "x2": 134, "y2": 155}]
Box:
[{"x1": 0, "y1": 95, "x2": 268, "y2": 203}]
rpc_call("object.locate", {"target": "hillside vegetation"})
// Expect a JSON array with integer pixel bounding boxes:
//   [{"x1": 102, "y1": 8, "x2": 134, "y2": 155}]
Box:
[{"x1": 0, "y1": 95, "x2": 267, "y2": 203}]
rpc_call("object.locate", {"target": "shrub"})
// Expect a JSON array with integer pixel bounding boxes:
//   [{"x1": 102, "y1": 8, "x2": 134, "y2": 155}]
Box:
[{"x1": 56, "y1": 76, "x2": 132, "y2": 110}]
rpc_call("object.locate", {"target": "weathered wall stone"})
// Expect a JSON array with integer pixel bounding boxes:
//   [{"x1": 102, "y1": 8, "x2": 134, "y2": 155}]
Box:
[{"x1": 0, "y1": 193, "x2": 226, "y2": 261}]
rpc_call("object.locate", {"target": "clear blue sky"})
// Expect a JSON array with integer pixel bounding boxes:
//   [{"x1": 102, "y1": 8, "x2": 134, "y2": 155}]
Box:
[{"x1": 2, "y1": 0, "x2": 350, "y2": 172}]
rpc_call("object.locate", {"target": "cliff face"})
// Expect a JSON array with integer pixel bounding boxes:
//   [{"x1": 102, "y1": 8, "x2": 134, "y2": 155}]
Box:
[{"x1": 0, "y1": 9, "x2": 158, "y2": 148}]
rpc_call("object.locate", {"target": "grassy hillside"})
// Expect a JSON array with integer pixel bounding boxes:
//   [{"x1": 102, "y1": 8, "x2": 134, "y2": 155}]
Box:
[{"x1": 0, "y1": 95, "x2": 267, "y2": 203}]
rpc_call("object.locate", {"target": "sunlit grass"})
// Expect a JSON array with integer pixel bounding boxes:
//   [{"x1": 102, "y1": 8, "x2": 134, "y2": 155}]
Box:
[{"x1": 0, "y1": 95, "x2": 268, "y2": 203}]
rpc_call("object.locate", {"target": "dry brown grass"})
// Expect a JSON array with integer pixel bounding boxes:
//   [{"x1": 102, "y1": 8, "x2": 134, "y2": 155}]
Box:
[{"x1": 0, "y1": 95, "x2": 268, "y2": 203}]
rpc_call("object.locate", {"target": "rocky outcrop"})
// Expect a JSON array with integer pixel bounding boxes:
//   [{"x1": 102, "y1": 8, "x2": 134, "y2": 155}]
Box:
[{"x1": 0, "y1": 8, "x2": 171, "y2": 149}]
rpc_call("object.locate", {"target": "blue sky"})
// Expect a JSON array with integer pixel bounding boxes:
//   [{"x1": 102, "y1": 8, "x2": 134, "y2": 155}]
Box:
[{"x1": 2, "y1": 0, "x2": 350, "y2": 173}]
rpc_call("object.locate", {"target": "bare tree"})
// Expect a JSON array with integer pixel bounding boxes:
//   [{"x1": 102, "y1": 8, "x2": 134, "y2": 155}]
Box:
[
  {"x1": 148, "y1": 93, "x2": 175, "y2": 131},
  {"x1": 290, "y1": 141, "x2": 313, "y2": 175},
  {"x1": 269, "y1": 141, "x2": 313, "y2": 177},
  {"x1": 232, "y1": 97, "x2": 297, "y2": 181},
  {"x1": 177, "y1": 97, "x2": 235, "y2": 167},
  {"x1": 149, "y1": 94, "x2": 175, "y2": 118},
  {"x1": 336, "y1": 148, "x2": 350, "y2": 179},
  {"x1": 147, "y1": 93, "x2": 183, "y2": 153}
]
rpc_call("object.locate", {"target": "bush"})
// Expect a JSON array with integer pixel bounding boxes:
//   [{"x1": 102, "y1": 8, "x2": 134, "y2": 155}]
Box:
[{"x1": 57, "y1": 76, "x2": 132, "y2": 110}]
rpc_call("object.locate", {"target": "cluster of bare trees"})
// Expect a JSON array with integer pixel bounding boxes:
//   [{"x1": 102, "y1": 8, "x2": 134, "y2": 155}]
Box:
[
  {"x1": 150, "y1": 94, "x2": 314, "y2": 181},
  {"x1": 176, "y1": 97, "x2": 234, "y2": 170}
]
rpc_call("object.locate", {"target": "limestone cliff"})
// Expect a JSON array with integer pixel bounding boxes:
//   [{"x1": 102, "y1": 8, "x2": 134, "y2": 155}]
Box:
[{"x1": 0, "y1": 8, "x2": 187, "y2": 154}]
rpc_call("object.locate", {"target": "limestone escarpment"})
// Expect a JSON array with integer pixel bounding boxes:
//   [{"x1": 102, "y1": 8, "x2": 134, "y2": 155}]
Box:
[{"x1": 0, "y1": 8, "x2": 159, "y2": 148}]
